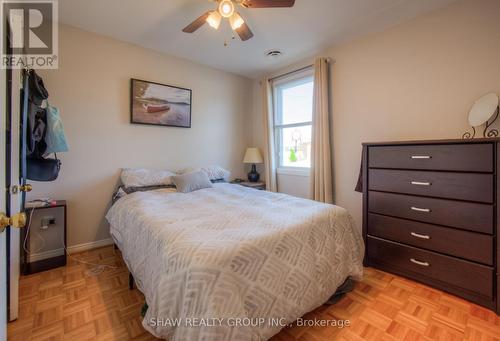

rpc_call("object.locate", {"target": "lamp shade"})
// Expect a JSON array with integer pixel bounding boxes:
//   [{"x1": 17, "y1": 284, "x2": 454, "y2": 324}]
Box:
[
  {"x1": 229, "y1": 12, "x2": 244, "y2": 30},
  {"x1": 206, "y1": 11, "x2": 221, "y2": 29},
  {"x1": 243, "y1": 148, "x2": 263, "y2": 164}
]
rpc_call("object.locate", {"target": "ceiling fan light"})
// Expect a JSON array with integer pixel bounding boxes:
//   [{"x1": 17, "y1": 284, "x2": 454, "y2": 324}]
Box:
[
  {"x1": 218, "y1": 0, "x2": 235, "y2": 18},
  {"x1": 206, "y1": 11, "x2": 222, "y2": 29},
  {"x1": 229, "y1": 12, "x2": 244, "y2": 30}
]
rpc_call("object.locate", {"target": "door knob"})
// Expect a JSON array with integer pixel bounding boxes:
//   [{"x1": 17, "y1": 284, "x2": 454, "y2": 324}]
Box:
[
  {"x1": 10, "y1": 184, "x2": 33, "y2": 194},
  {"x1": 0, "y1": 212, "x2": 27, "y2": 232},
  {"x1": 19, "y1": 184, "x2": 33, "y2": 192}
]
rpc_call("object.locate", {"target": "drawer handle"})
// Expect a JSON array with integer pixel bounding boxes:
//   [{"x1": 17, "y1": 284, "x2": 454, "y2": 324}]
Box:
[
  {"x1": 410, "y1": 258, "x2": 430, "y2": 267},
  {"x1": 411, "y1": 155, "x2": 432, "y2": 159},
  {"x1": 410, "y1": 181, "x2": 431, "y2": 186},
  {"x1": 411, "y1": 206, "x2": 431, "y2": 213},
  {"x1": 410, "y1": 232, "x2": 430, "y2": 240}
]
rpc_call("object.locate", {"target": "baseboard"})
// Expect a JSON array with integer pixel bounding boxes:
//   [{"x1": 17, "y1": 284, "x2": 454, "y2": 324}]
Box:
[
  {"x1": 28, "y1": 248, "x2": 65, "y2": 262},
  {"x1": 67, "y1": 238, "x2": 114, "y2": 254}
]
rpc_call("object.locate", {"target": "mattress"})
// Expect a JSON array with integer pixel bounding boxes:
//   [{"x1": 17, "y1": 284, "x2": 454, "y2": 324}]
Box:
[{"x1": 105, "y1": 183, "x2": 364, "y2": 340}]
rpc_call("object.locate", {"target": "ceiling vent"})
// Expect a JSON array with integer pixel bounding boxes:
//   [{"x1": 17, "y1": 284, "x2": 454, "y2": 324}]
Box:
[{"x1": 266, "y1": 50, "x2": 283, "y2": 58}]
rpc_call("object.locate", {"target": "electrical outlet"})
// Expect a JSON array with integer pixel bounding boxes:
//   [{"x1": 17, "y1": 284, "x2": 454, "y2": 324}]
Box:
[{"x1": 40, "y1": 216, "x2": 56, "y2": 229}]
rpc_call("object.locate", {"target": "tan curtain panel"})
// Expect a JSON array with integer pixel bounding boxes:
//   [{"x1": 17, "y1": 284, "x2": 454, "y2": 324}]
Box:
[
  {"x1": 262, "y1": 78, "x2": 278, "y2": 192},
  {"x1": 310, "y1": 58, "x2": 333, "y2": 203}
]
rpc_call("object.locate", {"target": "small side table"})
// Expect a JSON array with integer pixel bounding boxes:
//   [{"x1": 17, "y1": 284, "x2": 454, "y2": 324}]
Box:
[
  {"x1": 21, "y1": 200, "x2": 67, "y2": 275},
  {"x1": 237, "y1": 181, "x2": 266, "y2": 190}
]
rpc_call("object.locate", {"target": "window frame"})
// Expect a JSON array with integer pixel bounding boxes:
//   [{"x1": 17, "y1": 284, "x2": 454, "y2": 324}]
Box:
[{"x1": 272, "y1": 69, "x2": 314, "y2": 175}]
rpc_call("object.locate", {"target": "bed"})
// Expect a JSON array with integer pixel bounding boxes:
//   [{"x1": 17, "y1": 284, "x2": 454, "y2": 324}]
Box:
[{"x1": 106, "y1": 183, "x2": 364, "y2": 340}]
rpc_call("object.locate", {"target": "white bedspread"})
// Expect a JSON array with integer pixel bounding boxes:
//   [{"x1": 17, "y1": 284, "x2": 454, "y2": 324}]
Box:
[{"x1": 106, "y1": 183, "x2": 364, "y2": 340}]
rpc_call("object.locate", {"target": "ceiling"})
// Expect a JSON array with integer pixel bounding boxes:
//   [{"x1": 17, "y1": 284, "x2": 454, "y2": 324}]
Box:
[{"x1": 59, "y1": 0, "x2": 456, "y2": 78}]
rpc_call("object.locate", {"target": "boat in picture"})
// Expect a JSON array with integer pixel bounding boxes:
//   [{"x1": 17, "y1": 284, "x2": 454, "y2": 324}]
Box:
[{"x1": 145, "y1": 103, "x2": 170, "y2": 113}]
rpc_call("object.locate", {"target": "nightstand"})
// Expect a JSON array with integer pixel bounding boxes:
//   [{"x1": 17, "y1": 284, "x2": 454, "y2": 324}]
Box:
[
  {"x1": 21, "y1": 200, "x2": 67, "y2": 274},
  {"x1": 238, "y1": 181, "x2": 266, "y2": 190}
]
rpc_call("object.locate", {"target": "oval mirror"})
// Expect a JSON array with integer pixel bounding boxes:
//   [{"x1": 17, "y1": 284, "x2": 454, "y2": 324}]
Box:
[{"x1": 468, "y1": 93, "x2": 499, "y2": 127}]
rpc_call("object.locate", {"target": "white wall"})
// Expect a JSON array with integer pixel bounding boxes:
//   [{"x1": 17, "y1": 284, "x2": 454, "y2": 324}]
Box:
[
  {"x1": 277, "y1": 171, "x2": 311, "y2": 199},
  {"x1": 249, "y1": 0, "x2": 500, "y2": 228},
  {"x1": 29, "y1": 24, "x2": 253, "y2": 247}
]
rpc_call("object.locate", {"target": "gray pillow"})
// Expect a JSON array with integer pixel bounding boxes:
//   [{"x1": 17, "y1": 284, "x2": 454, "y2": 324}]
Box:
[{"x1": 171, "y1": 171, "x2": 213, "y2": 193}]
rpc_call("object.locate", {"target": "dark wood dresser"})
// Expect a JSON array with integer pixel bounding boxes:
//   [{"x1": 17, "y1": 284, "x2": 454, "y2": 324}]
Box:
[{"x1": 362, "y1": 138, "x2": 499, "y2": 314}]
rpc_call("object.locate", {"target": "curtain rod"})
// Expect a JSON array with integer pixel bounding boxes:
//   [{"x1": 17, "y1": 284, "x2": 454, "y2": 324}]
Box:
[
  {"x1": 268, "y1": 64, "x2": 313, "y2": 82},
  {"x1": 268, "y1": 57, "x2": 332, "y2": 82}
]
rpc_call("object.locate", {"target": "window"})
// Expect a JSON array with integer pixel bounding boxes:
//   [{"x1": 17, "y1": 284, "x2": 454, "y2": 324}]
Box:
[{"x1": 273, "y1": 72, "x2": 314, "y2": 170}]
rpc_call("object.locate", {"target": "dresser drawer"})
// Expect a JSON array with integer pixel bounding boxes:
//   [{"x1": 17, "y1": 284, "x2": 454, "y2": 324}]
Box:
[
  {"x1": 368, "y1": 144, "x2": 493, "y2": 172},
  {"x1": 368, "y1": 191, "x2": 493, "y2": 234},
  {"x1": 367, "y1": 213, "x2": 493, "y2": 265},
  {"x1": 369, "y1": 169, "x2": 493, "y2": 203},
  {"x1": 367, "y1": 236, "x2": 493, "y2": 298}
]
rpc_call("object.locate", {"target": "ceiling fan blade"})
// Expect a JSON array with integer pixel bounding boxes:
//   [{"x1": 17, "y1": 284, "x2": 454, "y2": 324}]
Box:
[
  {"x1": 182, "y1": 11, "x2": 211, "y2": 33},
  {"x1": 235, "y1": 22, "x2": 254, "y2": 41},
  {"x1": 241, "y1": 0, "x2": 295, "y2": 8}
]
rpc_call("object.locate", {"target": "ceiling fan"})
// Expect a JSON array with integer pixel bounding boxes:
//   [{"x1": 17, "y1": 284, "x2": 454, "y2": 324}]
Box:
[{"x1": 182, "y1": 0, "x2": 296, "y2": 41}]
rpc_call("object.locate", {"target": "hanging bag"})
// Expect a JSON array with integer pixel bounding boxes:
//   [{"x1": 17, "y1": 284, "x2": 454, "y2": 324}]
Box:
[
  {"x1": 27, "y1": 154, "x2": 61, "y2": 181},
  {"x1": 23, "y1": 70, "x2": 65, "y2": 182},
  {"x1": 44, "y1": 102, "x2": 69, "y2": 155}
]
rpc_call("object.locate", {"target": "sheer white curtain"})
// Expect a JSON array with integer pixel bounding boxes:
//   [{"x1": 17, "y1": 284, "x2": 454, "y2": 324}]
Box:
[
  {"x1": 310, "y1": 57, "x2": 333, "y2": 203},
  {"x1": 262, "y1": 78, "x2": 278, "y2": 192}
]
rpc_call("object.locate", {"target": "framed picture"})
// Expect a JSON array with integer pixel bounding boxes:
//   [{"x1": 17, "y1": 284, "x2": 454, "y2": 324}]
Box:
[{"x1": 130, "y1": 78, "x2": 192, "y2": 128}]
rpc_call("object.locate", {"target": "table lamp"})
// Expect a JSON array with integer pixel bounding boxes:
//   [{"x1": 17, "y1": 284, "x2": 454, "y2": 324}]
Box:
[{"x1": 243, "y1": 147, "x2": 263, "y2": 182}]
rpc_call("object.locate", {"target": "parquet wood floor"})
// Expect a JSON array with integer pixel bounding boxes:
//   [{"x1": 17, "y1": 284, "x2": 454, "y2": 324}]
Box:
[{"x1": 7, "y1": 246, "x2": 500, "y2": 340}]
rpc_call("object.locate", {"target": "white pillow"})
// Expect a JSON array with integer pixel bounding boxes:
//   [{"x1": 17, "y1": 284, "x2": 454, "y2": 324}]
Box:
[
  {"x1": 120, "y1": 168, "x2": 176, "y2": 188},
  {"x1": 180, "y1": 165, "x2": 231, "y2": 181}
]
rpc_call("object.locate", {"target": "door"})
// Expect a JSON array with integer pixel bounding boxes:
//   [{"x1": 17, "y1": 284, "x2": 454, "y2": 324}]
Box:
[
  {"x1": 2, "y1": 9, "x2": 28, "y2": 328},
  {"x1": 0, "y1": 63, "x2": 24, "y2": 333},
  {"x1": 4, "y1": 8, "x2": 25, "y2": 321}
]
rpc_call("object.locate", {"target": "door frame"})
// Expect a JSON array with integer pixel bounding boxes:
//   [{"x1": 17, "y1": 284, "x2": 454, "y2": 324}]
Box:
[
  {"x1": 4, "y1": 19, "x2": 22, "y2": 322},
  {"x1": 1, "y1": 51, "x2": 8, "y2": 341},
  {"x1": 5, "y1": 51, "x2": 12, "y2": 322},
  {"x1": 6, "y1": 65, "x2": 21, "y2": 323}
]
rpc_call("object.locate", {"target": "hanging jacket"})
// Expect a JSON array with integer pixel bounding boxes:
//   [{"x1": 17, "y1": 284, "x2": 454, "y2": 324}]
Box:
[{"x1": 26, "y1": 70, "x2": 49, "y2": 158}]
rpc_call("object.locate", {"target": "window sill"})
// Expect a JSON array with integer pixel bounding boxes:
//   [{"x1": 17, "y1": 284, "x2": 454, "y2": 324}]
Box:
[{"x1": 277, "y1": 167, "x2": 311, "y2": 177}]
